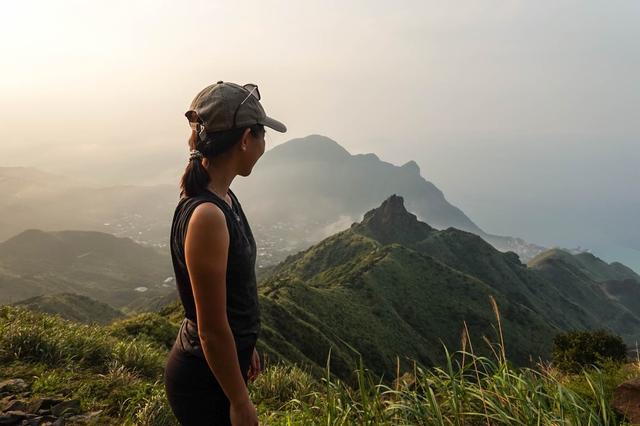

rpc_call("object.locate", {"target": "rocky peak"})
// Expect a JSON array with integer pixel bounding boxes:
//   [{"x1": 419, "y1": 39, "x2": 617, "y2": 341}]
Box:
[
  {"x1": 401, "y1": 160, "x2": 420, "y2": 175},
  {"x1": 352, "y1": 194, "x2": 433, "y2": 245}
]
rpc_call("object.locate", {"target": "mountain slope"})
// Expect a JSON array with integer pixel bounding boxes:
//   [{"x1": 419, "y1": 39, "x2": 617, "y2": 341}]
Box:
[
  {"x1": 528, "y1": 248, "x2": 640, "y2": 335},
  {"x1": 529, "y1": 249, "x2": 640, "y2": 283},
  {"x1": 11, "y1": 292, "x2": 124, "y2": 324},
  {"x1": 0, "y1": 229, "x2": 175, "y2": 311},
  {"x1": 253, "y1": 195, "x2": 581, "y2": 381},
  {"x1": 353, "y1": 197, "x2": 640, "y2": 342}
]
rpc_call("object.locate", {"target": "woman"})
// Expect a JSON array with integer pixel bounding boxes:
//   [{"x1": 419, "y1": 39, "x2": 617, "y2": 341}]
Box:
[{"x1": 163, "y1": 81, "x2": 287, "y2": 425}]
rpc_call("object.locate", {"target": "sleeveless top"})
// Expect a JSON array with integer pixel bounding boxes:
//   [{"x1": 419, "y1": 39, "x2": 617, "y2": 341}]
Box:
[{"x1": 169, "y1": 187, "x2": 260, "y2": 347}]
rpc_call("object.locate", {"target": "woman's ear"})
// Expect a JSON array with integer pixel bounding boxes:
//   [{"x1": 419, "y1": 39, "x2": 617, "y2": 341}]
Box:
[{"x1": 239, "y1": 128, "x2": 252, "y2": 151}]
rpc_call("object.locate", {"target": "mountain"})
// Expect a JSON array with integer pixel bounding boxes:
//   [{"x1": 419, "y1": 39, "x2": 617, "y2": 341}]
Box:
[
  {"x1": 11, "y1": 292, "x2": 124, "y2": 324},
  {"x1": 528, "y1": 249, "x2": 640, "y2": 283},
  {"x1": 0, "y1": 229, "x2": 175, "y2": 312},
  {"x1": 354, "y1": 197, "x2": 640, "y2": 343},
  {"x1": 250, "y1": 194, "x2": 633, "y2": 382},
  {"x1": 528, "y1": 248, "x2": 640, "y2": 336},
  {"x1": 232, "y1": 135, "x2": 548, "y2": 265}
]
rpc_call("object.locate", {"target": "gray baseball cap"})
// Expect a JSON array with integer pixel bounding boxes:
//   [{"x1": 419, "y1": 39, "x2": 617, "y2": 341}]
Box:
[{"x1": 185, "y1": 81, "x2": 287, "y2": 137}]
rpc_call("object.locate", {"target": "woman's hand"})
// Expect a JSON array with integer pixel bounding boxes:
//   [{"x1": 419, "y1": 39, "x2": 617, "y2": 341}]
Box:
[
  {"x1": 247, "y1": 347, "x2": 261, "y2": 382},
  {"x1": 230, "y1": 397, "x2": 258, "y2": 426}
]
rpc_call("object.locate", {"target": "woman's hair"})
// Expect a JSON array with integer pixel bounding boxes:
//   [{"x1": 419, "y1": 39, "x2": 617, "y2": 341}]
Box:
[{"x1": 179, "y1": 124, "x2": 264, "y2": 198}]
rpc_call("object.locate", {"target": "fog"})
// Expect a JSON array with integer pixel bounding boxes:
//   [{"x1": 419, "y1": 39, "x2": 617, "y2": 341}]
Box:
[{"x1": 1, "y1": 0, "x2": 639, "y2": 268}]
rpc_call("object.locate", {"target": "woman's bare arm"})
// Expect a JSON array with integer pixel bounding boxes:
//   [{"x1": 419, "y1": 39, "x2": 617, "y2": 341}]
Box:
[{"x1": 185, "y1": 202, "x2": 250, "y2": 407}]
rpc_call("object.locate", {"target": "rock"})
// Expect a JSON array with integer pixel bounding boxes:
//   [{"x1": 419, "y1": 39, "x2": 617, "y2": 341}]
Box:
[
  {"x1": 3, "y1": 411, "x2": 26, "y2": 418},
  {"x1": 33, "y1": 415, "x2": 58, "y2": 424},
  {"x1": 0, "y1": 380, "x2": 28, "y2": 395},
  {"x1": 2, "y1": 400, "x2": 28, "y2": 413},
  {"x1": 39, "y1": 418, "x2": 65, "y2": 426},
  {"x1": 24, "y1": 401, "x2": 42, "y2": 415},
  {"x1": 0, "y1": 396, "x2": 16, "y2": 411},
  {"x1": 0, "y1": 410, "x2": 26, "y2": 425},
  {"x1": 0, "y1": 414, "x2": 17, "y2": 426},
  {"x1": 19, "y1": 418, "x2": 43, "y2": 426},
  {"x1": 0, "y1": 414, "x2": 18, "y2": 426},
  {"x1": 37, "y1": 416, "x2": 64, "y2": 426},
  {"x1": 16, "y1": 415, "x2": 39, "y2": 426},
  {"x1": 67, "y1": 410, "x2": 102, "y2": 423},
  {"x1": 0, "y1": 391, "x2": 99, "y2": 426},
  {"x1": 49, "y1": 400, "x2": 79, "y2": 417},
  {"x1": 39, "y1": 398, "x2": 64, "y2": 410},
  {"x1": 612, "y1": 377, "x2": 640, "y2": 423}
]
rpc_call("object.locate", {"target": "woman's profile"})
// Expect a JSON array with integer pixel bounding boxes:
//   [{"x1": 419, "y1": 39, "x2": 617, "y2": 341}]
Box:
[{"x1": 163, "y1": 81, "x2": 287, "y2": 425}]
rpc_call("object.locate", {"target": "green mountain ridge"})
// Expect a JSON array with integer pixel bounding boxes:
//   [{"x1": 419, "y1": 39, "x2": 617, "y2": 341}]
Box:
[
  {"x1": 527, "y1": 248, "x2": 640, "y2": 337},
  {"x1": 528, "y1": 248, "x2": 640, "y2": 282},
  {"x1": 11, "y1": 292, "x2": 124, "y2": 325},
  {"x1": 247, "y1": 194, "x2": 629, "y2": 382}
]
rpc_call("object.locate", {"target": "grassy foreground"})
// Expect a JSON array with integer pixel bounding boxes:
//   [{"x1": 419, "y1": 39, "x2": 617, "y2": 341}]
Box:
[{"x1": 0, "y1": 298, "x2": 637, "y2": 425}]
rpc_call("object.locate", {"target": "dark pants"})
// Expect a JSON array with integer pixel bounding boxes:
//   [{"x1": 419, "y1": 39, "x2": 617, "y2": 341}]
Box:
[{"x1": 163, "y1": 333, "x2": 257, "y2": 426}]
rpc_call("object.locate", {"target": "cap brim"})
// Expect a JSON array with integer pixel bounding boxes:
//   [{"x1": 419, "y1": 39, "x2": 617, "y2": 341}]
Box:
[{"x1": 260, "y1": 116, "x2": 287, "y2": 133}]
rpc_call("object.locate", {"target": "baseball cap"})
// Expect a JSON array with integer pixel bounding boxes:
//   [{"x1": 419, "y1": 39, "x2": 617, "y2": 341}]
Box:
[{"x1": 185, "y1": 81, "x2": 287, "y2": 139}]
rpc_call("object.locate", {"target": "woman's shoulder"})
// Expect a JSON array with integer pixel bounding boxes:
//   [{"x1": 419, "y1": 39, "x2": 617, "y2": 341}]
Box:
[{"x1": 188, "y1": 202, "x2": 229, "y2": 238}]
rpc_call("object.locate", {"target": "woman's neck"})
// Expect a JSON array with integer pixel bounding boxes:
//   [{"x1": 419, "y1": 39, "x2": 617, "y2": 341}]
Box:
[{"x1": 204, "y1": 161, "x2": 236, "y2": 200}]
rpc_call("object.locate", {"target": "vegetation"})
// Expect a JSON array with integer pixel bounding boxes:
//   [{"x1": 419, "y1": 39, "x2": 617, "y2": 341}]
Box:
[
  {"x1": 11, "y1": 292, "x2": 124, "y2": 325},
  {"x1": 0, "y1": 305, "x2": 170, "y2": 425},
  {"x1": 552, "y1": 329, "x2": 628, "y2": 374},
  {"x1": 1, "y1": 296, "x2": 638, "y2": 425},
  {"x1": 106, "y1": 312, "x2": 179, "y2": 350},
  {"x1": 0, "y1": 229, "x2": 174, "y2": 311}
]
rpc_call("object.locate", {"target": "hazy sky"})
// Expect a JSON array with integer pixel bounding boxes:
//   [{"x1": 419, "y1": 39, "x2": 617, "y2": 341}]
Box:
[{"x1": 1, "y1": 1, "x2": 639, "y2": 265}]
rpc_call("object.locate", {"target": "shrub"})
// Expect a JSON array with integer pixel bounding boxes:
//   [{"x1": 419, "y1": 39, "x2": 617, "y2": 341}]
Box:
[
  {"x1": 107, "y1": 313, "x2": 179, "y2": 350},
  {"x1": 552, "y1": 329, "x2": 627, "y2": 374},
  {"x1": 250, "y1": 361, "x2": 318, "y2": 410}
]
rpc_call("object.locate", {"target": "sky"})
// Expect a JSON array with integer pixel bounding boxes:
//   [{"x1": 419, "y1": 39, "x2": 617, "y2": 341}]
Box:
[{"x1": 1, "y1": 0, "x2": 639, "y2": 266}]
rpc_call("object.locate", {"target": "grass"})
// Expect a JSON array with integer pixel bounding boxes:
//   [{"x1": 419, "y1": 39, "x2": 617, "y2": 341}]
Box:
[{"x1": 0, "y1": 297, "x2": 637, "y2": 425}]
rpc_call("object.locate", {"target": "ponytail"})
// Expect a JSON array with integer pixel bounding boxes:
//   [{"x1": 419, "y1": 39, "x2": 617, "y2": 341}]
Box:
[
  {"x1": 179, "y1": 124, "x2": 265, "y2": 198},
  {"x1": 179, "y1": 129, "x2": 210, "y2": 198}
]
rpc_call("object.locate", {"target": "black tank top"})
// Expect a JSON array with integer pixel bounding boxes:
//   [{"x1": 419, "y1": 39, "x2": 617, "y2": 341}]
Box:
[{"x1": 169, "y1": 187, "x2": 260, "y2": 340}]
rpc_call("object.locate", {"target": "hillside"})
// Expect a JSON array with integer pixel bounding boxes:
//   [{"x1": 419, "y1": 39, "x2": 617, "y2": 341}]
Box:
[
  {"x1": 249, "y1": 196, "x2": 560, "y2": 381},
  {"x1": 11, "y1": 292, "x2": 124, "y2": 324},
  {"x1": 529, "y1": 248, "x2": 640, "y2": 283},
  {"x1": 0, "y1": 229, "x2": 175, "y2": 311},
  {"x1": 528, "y1": 248, "x2": 640, "y2": 335},
  {"x1": 0, "y1": 304, "x2": 631, "y2": 425},
  {"x1": 234, "y1": 193, "x2": 640, "y2": 383}
]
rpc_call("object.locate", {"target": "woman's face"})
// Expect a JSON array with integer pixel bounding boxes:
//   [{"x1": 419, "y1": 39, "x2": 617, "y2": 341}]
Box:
[{"x1": 238, "y1": 127, "x2": 266, "y2": 176}]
